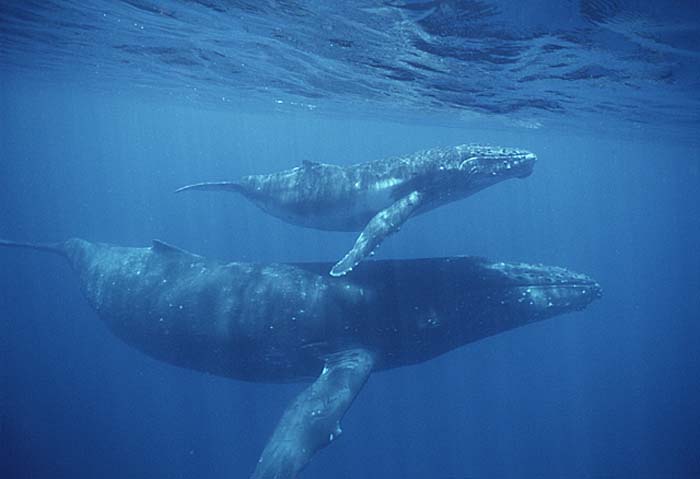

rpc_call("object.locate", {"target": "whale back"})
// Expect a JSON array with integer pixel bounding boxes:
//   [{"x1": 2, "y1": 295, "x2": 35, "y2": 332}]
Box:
[{"x1": 57, "y1": 239, "x2": 361, "y2": 381}]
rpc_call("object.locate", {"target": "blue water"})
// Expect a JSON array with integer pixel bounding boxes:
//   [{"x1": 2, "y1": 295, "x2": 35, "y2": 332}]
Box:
[{"x1": 1, "y1": 2, "x2": 699, "y2": 478}]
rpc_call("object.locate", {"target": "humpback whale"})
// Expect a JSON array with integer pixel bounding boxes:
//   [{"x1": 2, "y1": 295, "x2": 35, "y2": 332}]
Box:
[
  {"x1": 176, "y1": 144, "x2": 537, "y2": 276},
  {"x1": 0, "y1": 238, "x2": 599, "y2": 478}
]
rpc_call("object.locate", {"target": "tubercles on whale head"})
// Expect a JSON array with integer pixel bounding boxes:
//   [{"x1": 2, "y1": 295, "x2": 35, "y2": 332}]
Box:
[
  {"x1": 488, "y1": 261, "x2": 602, "y2": 317},
  {"x1": 455, "y1": 144, "x2": 537, "y2": 186}
]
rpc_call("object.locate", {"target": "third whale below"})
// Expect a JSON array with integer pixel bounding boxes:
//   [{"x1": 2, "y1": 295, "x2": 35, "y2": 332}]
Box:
[{"x1": 176, "y1": 144, "x2": 537, "y2": 276}]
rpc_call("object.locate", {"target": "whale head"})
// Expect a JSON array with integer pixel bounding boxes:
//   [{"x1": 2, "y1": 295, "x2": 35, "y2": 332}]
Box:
[
  {"x1": 485, "y1": 261, "x2": 603, "y2": 319},
  {"x1": 441, "y1": 259, "x2": 602, "y2": 354},
  {"x1": 447, "y1": 144, "x2": 537, "y2": 194},
  {"x1": 341, "y1": 256, "x2": 601, "y2": 370}
]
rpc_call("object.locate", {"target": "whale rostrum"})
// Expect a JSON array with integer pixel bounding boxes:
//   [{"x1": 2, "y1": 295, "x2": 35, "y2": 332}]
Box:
[
  {"x1": 0, "y1": 237, "x2": 599, "y2": 478},
  {"x1": 176, "y1": 144, "x2": 537, "y2": 276}
]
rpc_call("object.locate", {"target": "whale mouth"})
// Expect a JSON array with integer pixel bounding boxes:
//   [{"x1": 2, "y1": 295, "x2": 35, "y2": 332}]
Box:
[
  {"x1": 487, "y1": 150, "x2": 537, "y2": 179},
  {"x1": 456, "y1": 146, "x2": 537, "y2": 181},
  {"x1": 514, "y1": 282, "x2": 603, "y2": 312},
  {"x1": 488, "y1": 261, "x2": 601, "y2": 297},
  {"x1": 525, "y1": 282, "x2": 603, "y2": 299}
]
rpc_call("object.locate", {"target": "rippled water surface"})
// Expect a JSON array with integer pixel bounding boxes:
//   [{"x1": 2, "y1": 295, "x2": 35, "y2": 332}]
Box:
[{"x1": 2, "y1": 1, "x2": 699, "y2": 136}]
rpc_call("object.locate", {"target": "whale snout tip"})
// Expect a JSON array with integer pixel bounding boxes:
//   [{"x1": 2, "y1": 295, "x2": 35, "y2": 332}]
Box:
[
  {"x1": 514, "y1": 151, "x2": 537, "y2": 178},
  {"x1": 520, "y1": 151, "x2": 537, "y2": 164},
  {"x1": 574, "y1": 278, "x2": 603, "y2": 308}
]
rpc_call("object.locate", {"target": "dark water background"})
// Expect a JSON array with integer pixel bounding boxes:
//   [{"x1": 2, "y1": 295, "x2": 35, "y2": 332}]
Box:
[{"x1": 1, "y1": 1, "x2": 700, "y2": 478}]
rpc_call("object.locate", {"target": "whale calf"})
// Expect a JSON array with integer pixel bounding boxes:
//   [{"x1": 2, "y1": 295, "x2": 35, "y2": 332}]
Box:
[
  {"x1": 176, "y1": 144, "x2": 537, "y2": 276},
  {"x1": 0, "y1": 238, "x2": 599, "y2": 478}
]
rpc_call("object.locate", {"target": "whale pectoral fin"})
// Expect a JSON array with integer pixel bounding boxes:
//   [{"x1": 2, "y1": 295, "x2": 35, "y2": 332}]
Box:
[
  {"x1": 330, "y1": 191, "x2": 424, "y2": 277},
  {"x1": 252, "y1": 348, "x2": 375, "y2": 479}
]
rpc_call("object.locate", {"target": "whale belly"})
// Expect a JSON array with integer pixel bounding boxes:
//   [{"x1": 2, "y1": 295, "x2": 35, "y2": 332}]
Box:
[{"x1": 255, "y1": 178, "x2": 401, "y2": 231}]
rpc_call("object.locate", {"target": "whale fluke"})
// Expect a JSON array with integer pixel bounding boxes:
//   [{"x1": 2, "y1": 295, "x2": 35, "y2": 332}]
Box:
[
  {"x1": 174, "y1": 181, "x2": 243, "y2": 194},
  {"x1": 0, "y1": 239, "x2": 65, "y2": 256}
]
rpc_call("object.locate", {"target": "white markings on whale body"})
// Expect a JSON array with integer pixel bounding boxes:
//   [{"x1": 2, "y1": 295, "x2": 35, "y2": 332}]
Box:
[{"x1": 358, "y1": 176, "x2": 404, "y2": 213}]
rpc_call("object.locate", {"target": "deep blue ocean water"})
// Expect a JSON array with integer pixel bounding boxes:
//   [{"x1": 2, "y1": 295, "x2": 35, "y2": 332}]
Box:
[{"x1": 1, "y1": 2, "x2": 699, "y2": 478}]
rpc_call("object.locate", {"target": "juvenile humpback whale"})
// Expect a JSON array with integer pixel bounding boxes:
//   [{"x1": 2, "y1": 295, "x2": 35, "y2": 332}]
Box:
[
  {"x1": 176, "y1": 144, "x2": 537, "y2": 276},
  {"x1": 0, "y1": 238, "x2": 599, "y2": 478}
]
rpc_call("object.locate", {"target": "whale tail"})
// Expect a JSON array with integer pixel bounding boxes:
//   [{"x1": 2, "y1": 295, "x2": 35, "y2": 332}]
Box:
[
  {"x1": 0, "y1": 239, "x2": 66, "y2": 256},
  {"x1": 174, "y1": 181, "x2": 243, "y2": 194}
]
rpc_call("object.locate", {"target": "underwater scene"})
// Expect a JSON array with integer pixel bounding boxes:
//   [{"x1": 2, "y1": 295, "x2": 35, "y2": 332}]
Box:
[{"x1": 1, "y1": 1, "x2": 698, "y2": 478}]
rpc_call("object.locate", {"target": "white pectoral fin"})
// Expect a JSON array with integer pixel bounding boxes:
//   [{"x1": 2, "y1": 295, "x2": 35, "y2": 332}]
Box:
[
  {"x1": 330, "y1": 191, "x2": 424, "y2": 277},
  {"x1": 252, "y1": 349, "x2": 375, "y2": 479}
]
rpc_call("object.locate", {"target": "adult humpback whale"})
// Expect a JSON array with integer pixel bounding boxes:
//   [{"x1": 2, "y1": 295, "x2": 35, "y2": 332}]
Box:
[
  {"x1": 0, "y1": 238, "x2": 599, "y2": 478},
  {"x1": 176, "y1": 144, "x2": 537, "y2": 276}
]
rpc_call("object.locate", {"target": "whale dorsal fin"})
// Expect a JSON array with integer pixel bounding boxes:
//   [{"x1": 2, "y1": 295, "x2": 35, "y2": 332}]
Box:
[
  {"x1": 252, "y1": 348, "x2": 375, "y2": 479},
  {"x1": 151, "y1": 240, "x2": 195, "y2": 257},
  {"x1": 330, "y1": 190, "x2": 425, "y2": 277}
]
